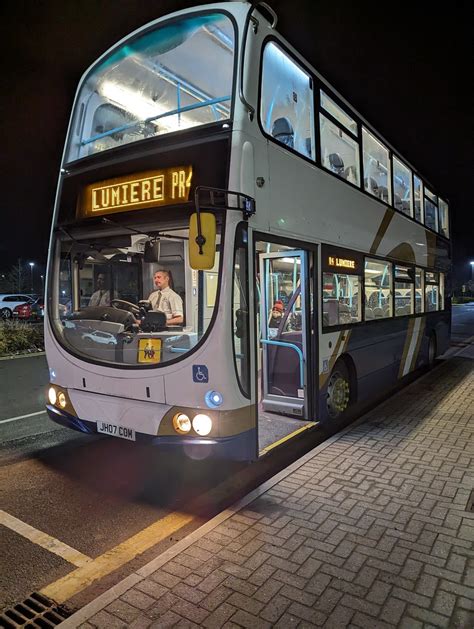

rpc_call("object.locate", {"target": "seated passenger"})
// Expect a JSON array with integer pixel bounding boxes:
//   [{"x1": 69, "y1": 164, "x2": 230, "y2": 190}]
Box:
[
  {"x1": 147, "y1": 270, "x2": 183, "y2": 325},
  {"x1": 269, "y1": 300, "x2": 284, "y2": 328},
  {"x1": 271, "y1": 117, "x2": 294, "y2": 149}
]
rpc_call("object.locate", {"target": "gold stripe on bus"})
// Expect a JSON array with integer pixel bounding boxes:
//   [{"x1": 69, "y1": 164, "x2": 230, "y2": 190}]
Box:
[
  {"x1": 259, "y1": 422, "x2": 317, "y2": 456},
  {"x1": 408, "y1": 317, "x2": 426, "y2": 373},
  {"x1": 398, "y1": 318, "x2": 416, "y2": 379},
  {"x1": 369, "y1": 208, "x2": 395, "y2": 255}
]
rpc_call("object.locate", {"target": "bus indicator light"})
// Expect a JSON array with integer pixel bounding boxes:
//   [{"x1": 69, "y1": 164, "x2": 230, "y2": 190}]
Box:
[{"x1": 205, "y1": 390, "x2": 223, "y2": 408}]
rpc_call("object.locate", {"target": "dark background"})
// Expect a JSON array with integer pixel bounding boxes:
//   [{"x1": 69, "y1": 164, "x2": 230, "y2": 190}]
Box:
[{"x1": 1, "y1": 0, "x2": 472, "y2": 288}]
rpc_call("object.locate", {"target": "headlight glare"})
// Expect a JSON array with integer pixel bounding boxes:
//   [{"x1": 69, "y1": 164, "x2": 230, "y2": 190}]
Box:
[
  {"x1": 48, "y1": 387, "x2": 57, "y2": 405},
  {"x1": 192, "y1": 413, "x2": 212, "y2": 436}
]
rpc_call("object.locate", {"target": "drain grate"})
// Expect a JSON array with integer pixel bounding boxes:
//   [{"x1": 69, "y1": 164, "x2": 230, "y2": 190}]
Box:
[
  {"x1": 0, "y1": 592, "x2": 72, "y2": 628},
  {"x1": 467, "y1": 490, "x2": 474, "y2": 513}
]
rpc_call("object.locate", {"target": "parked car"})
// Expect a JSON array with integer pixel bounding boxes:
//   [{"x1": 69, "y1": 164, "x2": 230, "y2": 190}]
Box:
[
  {"x1": 13, "y1": 297, "x2": 44, "y2": 321},
  {"x1": 0, "y1": 294, "x2": 35, "y2": 320},
  {"x1": 81, "y1": 330, "x2": 117, "y2": 346}
]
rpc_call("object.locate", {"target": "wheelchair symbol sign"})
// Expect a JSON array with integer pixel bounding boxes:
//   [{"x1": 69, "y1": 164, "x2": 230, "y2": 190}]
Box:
[{"x1": 192, "y1": 365, "x2": 209, "y2": 383}]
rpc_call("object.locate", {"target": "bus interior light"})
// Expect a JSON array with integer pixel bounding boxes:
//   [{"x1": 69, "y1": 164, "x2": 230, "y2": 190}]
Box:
[
  {"x1": 205, "y1": 390, "x2": 223, "y2": 408},
  {"x1": 173, "y1": 412, "x2": 191, "y2": 434},
  {"x1": 192, "y1": 414, "x2": 212, "y2": 436},
  {"x1": 48, "y1": 387, "x2": 57, "y2": 405}
]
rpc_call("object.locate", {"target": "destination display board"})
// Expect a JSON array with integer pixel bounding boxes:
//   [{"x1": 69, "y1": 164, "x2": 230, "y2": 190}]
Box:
[
  {"x1": 77, "y1": 166, "x2": 193, "y2": 217},
  {"x1": 321, "y1": 244, "x2": 363, "y2": 275}
]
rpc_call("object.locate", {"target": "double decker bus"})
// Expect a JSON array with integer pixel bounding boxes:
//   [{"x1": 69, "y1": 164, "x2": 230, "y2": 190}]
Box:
[{"x1": 45, "y1": 1, "x2": 451, "y2": 461}]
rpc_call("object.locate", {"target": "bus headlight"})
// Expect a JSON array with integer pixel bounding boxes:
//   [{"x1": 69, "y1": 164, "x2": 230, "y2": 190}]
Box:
[
  {"x1": 58, "y1": 392, "x2": 67, "y2": 409},
  {"x1": 48, "y1": 387, "x2": 57, "y2": 405},
  {"x1": 192, "y1": 413, "x2": 212, "y2": 436},
  {"x1": 173, "y1": 412, "x2": 191, "y2": 434}
]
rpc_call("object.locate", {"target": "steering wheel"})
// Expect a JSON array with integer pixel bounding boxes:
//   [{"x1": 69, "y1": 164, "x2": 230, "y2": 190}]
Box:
[{"x1": 110, "y1": 299, "x2": 140, "y2": 317}]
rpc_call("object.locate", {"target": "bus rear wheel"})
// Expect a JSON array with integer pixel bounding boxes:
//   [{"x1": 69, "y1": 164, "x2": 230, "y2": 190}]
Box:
[{"x1": 326, "y1": 360, "x2": 351, "y2": 419}]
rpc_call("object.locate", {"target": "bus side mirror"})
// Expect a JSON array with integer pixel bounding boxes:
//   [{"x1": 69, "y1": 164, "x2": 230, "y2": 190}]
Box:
[{"x1": 189, "y1": 212, "x2": 216, "y2": 270}]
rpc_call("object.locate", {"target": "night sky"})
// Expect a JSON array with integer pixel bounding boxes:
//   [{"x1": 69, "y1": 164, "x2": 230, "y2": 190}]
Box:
[{"x1": 2, "y1": 1, "x2": 472, "y2": 284}]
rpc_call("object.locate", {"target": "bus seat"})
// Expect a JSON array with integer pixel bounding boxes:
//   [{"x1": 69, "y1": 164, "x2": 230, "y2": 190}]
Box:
[
  {"x1": 328, "y1": 153, "x2": 344, "y2": 176},
  {"x1": 305, "y1": 137, "x2": 312, "y2": 157},
  {"x1": 401, "y1": 200, "x2": 411, "y2": 214},
  {"x1": 373, "y1": 306, "x2": 384, "y2": 318},
  {"x1": 364, "y1": 177, "x2": 379, "y2": 195},
  {"x1": 394, "y1": 193, "x2": 403, "y2": 210},
  {"x1": 271, "y1": 117, "x2": 294, "y2": 149},
  {"x1": 365, "y1": 308, "x2": 374, "y2": 320},
  {"x1": 378, "y1": 186, "x2": 389, "y2": 203}
]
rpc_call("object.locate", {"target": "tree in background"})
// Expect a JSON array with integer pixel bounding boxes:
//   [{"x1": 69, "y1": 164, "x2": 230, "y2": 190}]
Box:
[{"x1": 1, "y1": 259, "x2": 30, "y2": 293}]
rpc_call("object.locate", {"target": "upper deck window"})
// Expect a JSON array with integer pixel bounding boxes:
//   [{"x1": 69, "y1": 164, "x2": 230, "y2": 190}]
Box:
[
  {"x1": 438, "y1": 198, "x2": 449, "y2": 238},
  {"x1": 320, "y1": 92, "x2": 360, "y2": 186},
  {"x1": 392, "y1": 157, "x2": 413, "y2": 217},
  {"x1": 414, "y1": 175, "x2": 423, "y2": 223},
  {"x1": 66, "y1": 13, "x2": 235, "y2": 162},
  {"x1": 320, "y1": 91, "x2": 357, "y2": 135},
  {"x1": 424, "y1": 188, "x2": 438, "y2": 232},
  {"x1": 362, "y1": 129, "x2": 391, "y2": 205},
  {"x1": 260, "y1": 42, "x2": 314, "y2": 159}
]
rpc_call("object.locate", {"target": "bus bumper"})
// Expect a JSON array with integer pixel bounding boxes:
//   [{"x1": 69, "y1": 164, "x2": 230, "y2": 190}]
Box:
[{"x1": 46, "y1": 405, "x2": 257, "y2": 461}]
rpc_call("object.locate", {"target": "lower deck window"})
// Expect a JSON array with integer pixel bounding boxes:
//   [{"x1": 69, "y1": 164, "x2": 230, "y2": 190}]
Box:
[
  {"x1": 364, "y1": 258, "x2": 393, "y2": 319},
  {"x1": 425, "y1": 271, "x2": 439, "y2": 312},
  {"x1": 323, "y1": 273, "x2": 361, "y2": 326},
  {"x1": 394, "y1": 264, "x2": 414, "y2": 316}
]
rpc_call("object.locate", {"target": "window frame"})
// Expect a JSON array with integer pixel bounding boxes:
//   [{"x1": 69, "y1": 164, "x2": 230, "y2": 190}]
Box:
[
  {"x1": 64, "y1": 8, "x2": 239, "y2": 166},
  {"x1": 258, "y1": 37, "x2": 316, "y2": 164}
]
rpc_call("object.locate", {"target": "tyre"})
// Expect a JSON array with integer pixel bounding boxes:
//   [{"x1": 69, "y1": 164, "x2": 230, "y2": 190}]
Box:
[
  {"x1": 1, "y1": 307, "x2": 12, "y2": 320},
  {"x1": 428, "y1": 334, "x2": 437, "y2": 368},
  {"x1": 326, "y1": 360, "x2": 352, "y2": 419}
]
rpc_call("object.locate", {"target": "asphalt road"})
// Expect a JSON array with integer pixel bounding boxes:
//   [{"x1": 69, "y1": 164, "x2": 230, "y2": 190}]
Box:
[{"x1": 0, "y1": 305, "x2": 472, "y2": 614}]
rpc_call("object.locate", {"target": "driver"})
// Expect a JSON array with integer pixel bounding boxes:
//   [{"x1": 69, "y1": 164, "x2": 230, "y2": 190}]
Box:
[{"x1": 147, "y1": 270, "x2": 183, "y2": 325}]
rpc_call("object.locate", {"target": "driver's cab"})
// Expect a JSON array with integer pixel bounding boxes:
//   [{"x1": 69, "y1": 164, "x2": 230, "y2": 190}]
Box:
[{"x1": 54, "y1": 218, "x2": 221, "y2": 367}]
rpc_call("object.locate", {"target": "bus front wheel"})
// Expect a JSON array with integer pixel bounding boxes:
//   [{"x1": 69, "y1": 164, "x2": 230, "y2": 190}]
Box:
[{"x1": 326, "y1": 360, "x2": 351, "y2": 419}]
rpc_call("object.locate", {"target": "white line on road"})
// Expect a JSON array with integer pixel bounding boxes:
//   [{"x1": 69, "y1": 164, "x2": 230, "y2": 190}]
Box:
[
  {"x1": 0, "y1": 410, "x2": 46, "y2": 425},
  {"x1": 0, "y1": 510, "x2": 92, "y2": 567}
]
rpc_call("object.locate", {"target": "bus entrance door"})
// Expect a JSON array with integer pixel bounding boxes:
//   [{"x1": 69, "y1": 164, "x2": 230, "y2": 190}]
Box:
[{"x1": 259, "y1": 250, "x2": 309, "y2": 420}]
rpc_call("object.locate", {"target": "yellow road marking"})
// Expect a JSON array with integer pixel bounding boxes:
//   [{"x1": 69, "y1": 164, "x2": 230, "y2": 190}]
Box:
[
  {"x1": 0, "y1": 510, "x2": 91, "y2": 568},
  {"x1": 259, "y1": 421, "x2": 318, "y2": 457},
  {"x1": 40, "y1": 511, "x2": 194, "y2": 603}
]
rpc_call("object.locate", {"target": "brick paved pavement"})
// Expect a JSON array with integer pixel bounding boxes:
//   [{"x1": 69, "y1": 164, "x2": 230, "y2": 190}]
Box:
[{"x1": 64, "y1": 357, "x2": 474, "y2": 628}]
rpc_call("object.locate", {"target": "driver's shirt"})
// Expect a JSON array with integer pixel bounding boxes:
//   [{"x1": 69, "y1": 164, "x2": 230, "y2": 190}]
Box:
[
  {"x1": 89, "y1": 290, "x2": 110, "y2": 307},
  {"x1": 148, "y1": 287, "x2": 183, "y2": 320}
]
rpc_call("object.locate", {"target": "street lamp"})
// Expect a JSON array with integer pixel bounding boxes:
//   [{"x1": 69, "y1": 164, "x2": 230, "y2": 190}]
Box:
[
  {"x1": 29, "y1": 262, "x2": 35, "y2": 292},
  {"x1": 40, "y1": 275, "x2": 44, "y2": 292}
]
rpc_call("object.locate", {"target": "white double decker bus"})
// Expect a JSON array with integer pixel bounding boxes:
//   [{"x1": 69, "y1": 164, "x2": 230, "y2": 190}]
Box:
[{"x1": 45, "y1": 2, "x2": 451, "y2": 461}]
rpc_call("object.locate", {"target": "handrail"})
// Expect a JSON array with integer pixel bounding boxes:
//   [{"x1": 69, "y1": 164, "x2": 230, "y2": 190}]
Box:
[
  {"x1": 261, "y1": 338, "x2": 304, "y2": 388},
  {"x1": 81, "y1": 95, "x2": 231, "y2": 146}
]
